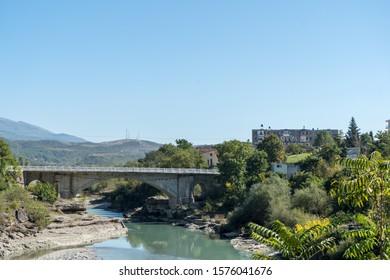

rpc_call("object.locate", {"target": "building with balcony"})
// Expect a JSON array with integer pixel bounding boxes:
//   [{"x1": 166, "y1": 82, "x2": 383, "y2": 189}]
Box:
[{"x1": 252, "y1": 126, "x2": 339, "y2": 148}]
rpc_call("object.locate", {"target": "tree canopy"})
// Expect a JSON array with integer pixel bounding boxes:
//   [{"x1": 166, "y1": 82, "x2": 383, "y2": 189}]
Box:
[
  {"x1": 257, "y1": 134, "x2": 286, "y2": 163},
  {"x1": 314, "y1": 130, "x2": 336, "y2": 148},
  {"x1": 0, "y1": 139, "x2": 19, "y2": 190},
  {"x1": 215, "y1": 140, "x2": 269, "y2": 210},
  {"x1": 374, "y1": 130, "x2": 390, "y2": 158},
  {"x1": 215, "y1": 140, "x2": 254, "y2": 187},
  {"x1": 138, "y1": 139, "x2": 207, "y2": 169},
  {"x1": 345, "y1": 117, "x2": 361, "y2": 148}
]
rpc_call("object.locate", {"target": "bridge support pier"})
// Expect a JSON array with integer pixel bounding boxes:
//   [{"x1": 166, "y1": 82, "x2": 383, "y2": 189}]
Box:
[{"x1": 21, "y1": 167, "x2": 217, "y2": 209}]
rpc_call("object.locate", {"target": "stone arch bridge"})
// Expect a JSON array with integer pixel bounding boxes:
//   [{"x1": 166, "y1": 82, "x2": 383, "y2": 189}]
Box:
[{"x1": 20, "y1": 166, "x2": 218, "y2": 208}]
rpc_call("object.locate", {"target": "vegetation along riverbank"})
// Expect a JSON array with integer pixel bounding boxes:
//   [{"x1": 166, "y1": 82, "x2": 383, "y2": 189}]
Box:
[
  {"x1": 3, "y1": 116, "x2": 390, "y2": 260},
  {"x1": 0, "y1": 198, "x2": 127, "y2": 259}
]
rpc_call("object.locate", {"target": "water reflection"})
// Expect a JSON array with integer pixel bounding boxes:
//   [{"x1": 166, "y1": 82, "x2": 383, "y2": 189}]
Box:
[
  {"x1": 88, "y1": 208, "x2": 249, "y2": 260},
  {"x1": 125, "y1": 223, "x2": 247, "y2": 260}
]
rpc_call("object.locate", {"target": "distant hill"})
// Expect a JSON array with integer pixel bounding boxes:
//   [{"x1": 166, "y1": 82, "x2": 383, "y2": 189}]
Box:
[
  {"x1": 1, "y1": 116, "x2": 162, "y2": 166},
  {"x1": 0, "y1": 117, "x2": 86, "y2": 142},
  {"x1": 8, "y1": 139, "x2": 162, "y2": 166}
]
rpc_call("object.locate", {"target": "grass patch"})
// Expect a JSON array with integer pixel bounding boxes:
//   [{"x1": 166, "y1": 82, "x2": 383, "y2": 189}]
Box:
[{"x1": 286, "y1": 153, "x2": 311, "y2": 163}]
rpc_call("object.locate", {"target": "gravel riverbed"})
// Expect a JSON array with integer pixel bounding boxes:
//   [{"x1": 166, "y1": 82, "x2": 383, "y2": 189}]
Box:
[
  {"x1": 0, "y1": 211, "x2": 127, "y2": 260},
  {"x1": 34, "y1": 248, "x2": 100, "y2": 260}
]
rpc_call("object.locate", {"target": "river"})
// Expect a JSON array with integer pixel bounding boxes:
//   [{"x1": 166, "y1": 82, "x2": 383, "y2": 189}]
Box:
[{"x1": 87, "y1": 208, "x2": 250, "y2": 260}]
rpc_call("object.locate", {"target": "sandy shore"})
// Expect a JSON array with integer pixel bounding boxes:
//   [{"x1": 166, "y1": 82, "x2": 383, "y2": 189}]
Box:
[
  {"x1": 34, "y1": 248, "x2": 100, "y2": 260},
  {"x1": 0, "y1": 213, "x2": 127, "y2": 260}
]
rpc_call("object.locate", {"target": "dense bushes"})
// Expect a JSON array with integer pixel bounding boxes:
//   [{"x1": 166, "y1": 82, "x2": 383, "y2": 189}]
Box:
[
  {"x1": 0, "y1": 140, "x2": 52, "y2": 230},
  {"x1": 227, "y1": 175, "x2": 315, "y2": 229},
  {"x1": 28, "y1": 181, "x2": 58, "y2": 203},
  {"x1": 138, "y1": 139, "x2": 207, "y2": 169},
  {"x1": 0, "y1": 186, "x2": 51, "y2": 229},
  {"x1": 292, "y1": 185, "x2": 332, "y2": 216},
  {"x1": 106, "y1": 180, "x2": 161, "y2": 211},
  {"x1": 0, "y1": 139, "x2": 19, "y2": 191}
]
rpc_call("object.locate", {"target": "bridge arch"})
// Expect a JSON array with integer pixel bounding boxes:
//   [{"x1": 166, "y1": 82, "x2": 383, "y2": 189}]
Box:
[{"x1": 21, "y1": 166, "x2": 217, "y2": 209}]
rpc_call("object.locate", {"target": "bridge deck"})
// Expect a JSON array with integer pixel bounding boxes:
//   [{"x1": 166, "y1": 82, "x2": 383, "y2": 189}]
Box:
[{"x1": 20, "y1": 166, "x2": 219, "y2": 175}]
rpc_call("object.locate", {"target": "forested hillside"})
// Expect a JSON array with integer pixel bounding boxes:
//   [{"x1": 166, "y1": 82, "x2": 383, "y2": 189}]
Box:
[{"x1": 7, "y1": 139, "x2": 161, "y2": 166}]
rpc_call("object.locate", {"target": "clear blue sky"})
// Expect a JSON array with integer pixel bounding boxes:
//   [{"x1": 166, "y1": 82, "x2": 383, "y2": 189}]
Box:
[{"x1": 1, "y1": 0, "x2": 389, "y2": 144}]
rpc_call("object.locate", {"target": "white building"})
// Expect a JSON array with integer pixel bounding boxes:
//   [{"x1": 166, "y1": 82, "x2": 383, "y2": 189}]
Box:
[
  {"x1": 271, "y1": 163, "x2": 301, "y2": 179},
  {"x1": 197, "y1": 146, "x2": 218, "y2": 168}
]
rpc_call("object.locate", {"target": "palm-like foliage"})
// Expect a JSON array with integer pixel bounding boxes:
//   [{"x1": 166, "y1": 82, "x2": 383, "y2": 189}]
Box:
[
  {"x1": 331, "y1": 151, "x2": 390, "y2": 259},
  {"x1": 342, "y1": 214, "x2": 390, "y2": 259},
  {"x1": 248, "y1": 220, "x2": 335, "y2": 260}
]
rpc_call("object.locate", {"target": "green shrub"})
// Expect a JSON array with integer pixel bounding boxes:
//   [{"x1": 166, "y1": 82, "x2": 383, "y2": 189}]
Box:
[
  {"x1": 289, "y1": 172, "x2": 324, "y2": 193},
  {"x1": 0, "y1": 186, "x2": 51, "y2": 229},
  {"x1": 292, "y1": 185, "x2": 332, "y2": 216},
  {"x1": 0, "y1": 181, "x2": 10, "y2": 191},
  {"x1": 86, "y1": 182, "x2": 106, "y2": 194},
  {"x1": 25, "y1": 200, "x2": 51, "y2": 229},
  {"x1": 107, "y1": 180, "x2": 160, "y2": 211},
  {"x1": 227, "y1": 175, "x2": 320, "y2": 230},
  {"x1": 2, "y1": 185, "x2": 30, "y2": 207},
  {"x1": 269, "y1": 206, "x2": 315, "y2": 228},
  {"x1": 0, "y1": 195, "x2": 7, "y2": 226},
  {"x1": 28, "y1": 182, "x2": 57, "y2": 204},
  {"x1": 193, "y1": 184, "x2": 203, "y2": 201},
  {"x1": 228, "y1": 175, "x2": 295, "y2": 229}
]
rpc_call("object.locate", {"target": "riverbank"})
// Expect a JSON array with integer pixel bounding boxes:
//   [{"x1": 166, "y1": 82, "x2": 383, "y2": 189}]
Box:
[
  {"x1": 5, "y1": 196, "x2": 268, "y2": 260},
  {"x1": 34, "y1": 248, "x2": 100, "y2": 260},
  {"x1": 0, "y1": 200, "x2": 128, "y2": 260}
]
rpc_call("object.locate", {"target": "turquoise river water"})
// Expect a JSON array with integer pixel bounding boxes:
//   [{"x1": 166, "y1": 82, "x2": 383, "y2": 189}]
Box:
[{"x1": 87, "y1": 208, "x2": 249, "y2": 260}]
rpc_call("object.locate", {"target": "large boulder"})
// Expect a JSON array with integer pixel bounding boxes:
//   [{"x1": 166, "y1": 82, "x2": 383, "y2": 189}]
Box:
[
  {"x1": 54, "y1": 200, "x2": 87, "y2": 214},
  {"x1": 145, "y1": 197, "x2": 170, "y2": 216},
  {"x1": 16, "y1": 208, "x2": 29, "y2": 223}
]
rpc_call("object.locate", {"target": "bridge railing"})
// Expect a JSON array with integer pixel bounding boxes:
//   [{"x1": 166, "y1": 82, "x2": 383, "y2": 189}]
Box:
[{"x1": 19, "y1": 166, "x2": 219, "y2": 175}]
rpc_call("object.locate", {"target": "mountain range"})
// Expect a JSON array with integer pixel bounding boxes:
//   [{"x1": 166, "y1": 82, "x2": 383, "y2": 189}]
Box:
[
  {"x1": 0, "y1": 117, "x2": 161, "y2": 166},
  {"x1": 0, "y1": 117, "x2": 86, "y2": 142}
]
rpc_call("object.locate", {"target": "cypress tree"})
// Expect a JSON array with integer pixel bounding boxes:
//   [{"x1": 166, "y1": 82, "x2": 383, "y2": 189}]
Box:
[{"x1": 345, "y1": 117, "x2": 361, "y2": 148}]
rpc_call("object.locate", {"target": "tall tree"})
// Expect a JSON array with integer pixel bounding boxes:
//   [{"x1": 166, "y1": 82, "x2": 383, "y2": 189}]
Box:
[
  {"x1": 313, "y1": 130, "x2": 336, "y2": 148},
  {"x1": 215, "y1": 140, "x2": 254, "y2": 188},
  {"x1": 360, "y1": 131, "x2": 375, "y2": 156},
  {"x1": 215, "y1": 140, "x2": 255, "y2": 208},
  {"x1": 374, "y1": 130, "x2": 390, "y2": 158},
  {"x1": 245, "y1": 150, "x2": 269, "y2": 186},
  {"x1": 139, "y1": 140, "x2": 207, "y2": 169},
  {"x1": 313, "y1": 130, "x2": 341, "y2": 163},
  {"x1": 257, "y1": 134, "x2": 286, "y2": 163},
  {"x1": 331, "y1": 151, "x2": 390, "y2": 259},
  {"x1": 345, "y1": 117, "x2": 361, "y2": 148},
  {"x1": 332, "y1": 130, "x2": 345, "y2": 148},
  {"x1": 175, "y1": 139, "x2": 193, "y2": 150},
  {"x1": 0, "y1": 140, "x2": 19, "y2": 190}
]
